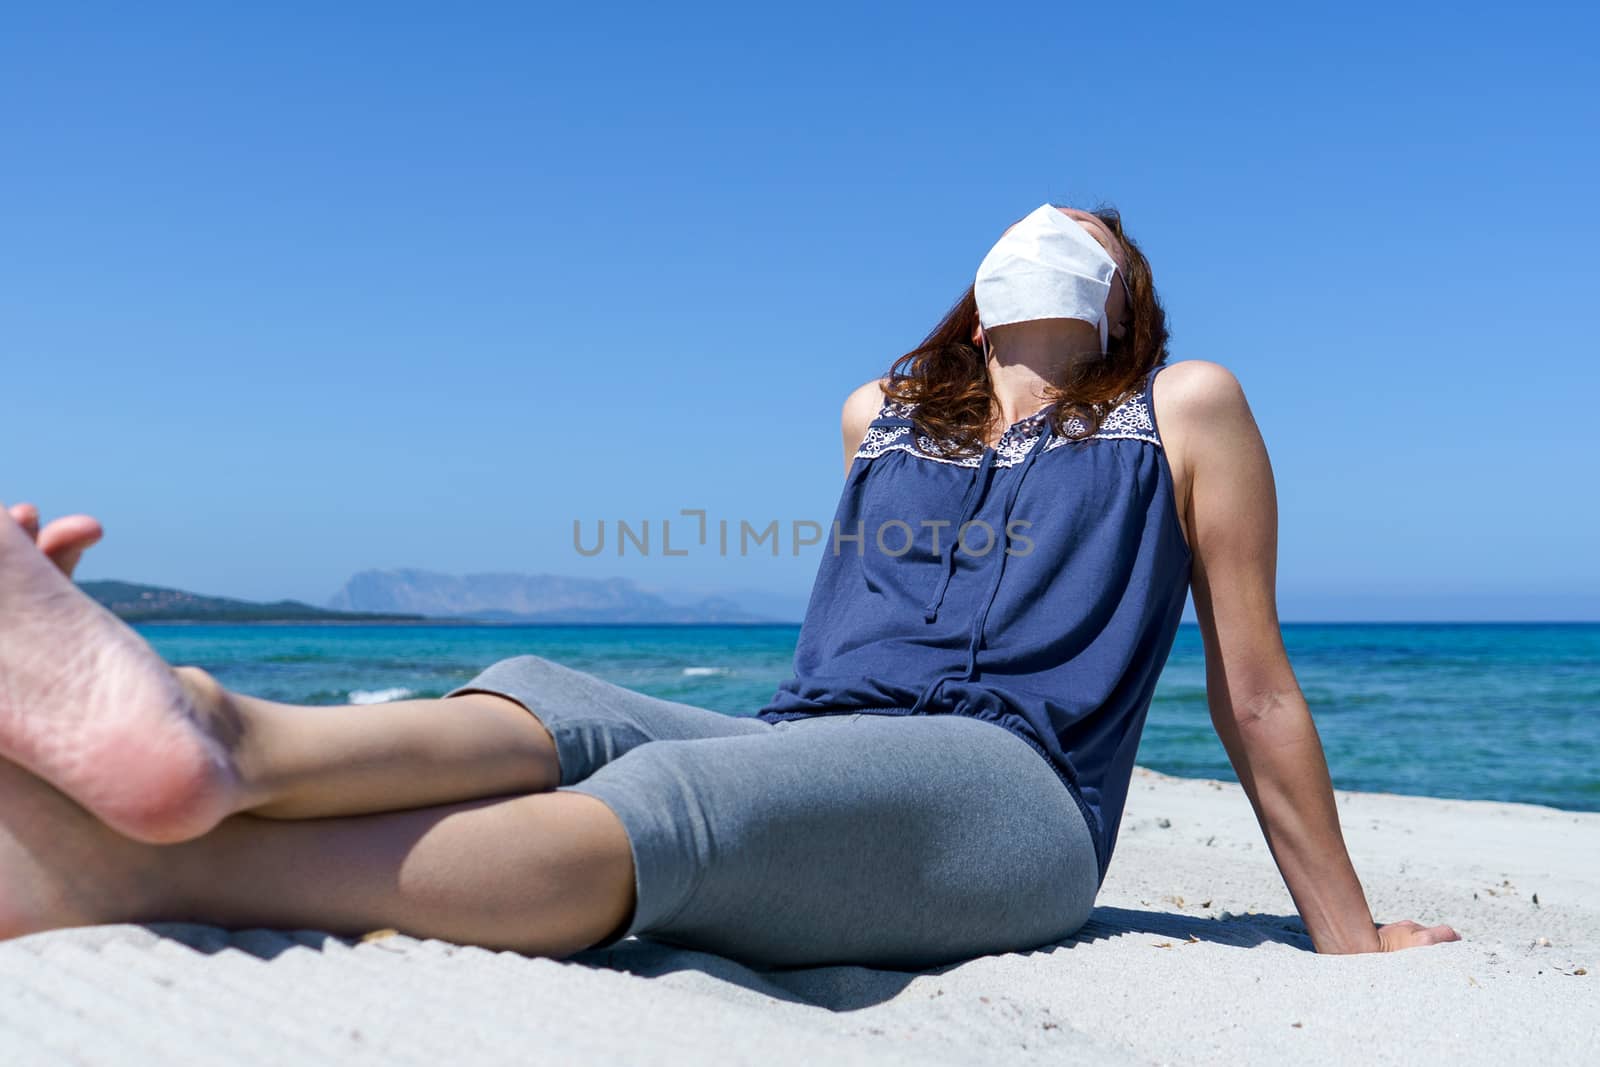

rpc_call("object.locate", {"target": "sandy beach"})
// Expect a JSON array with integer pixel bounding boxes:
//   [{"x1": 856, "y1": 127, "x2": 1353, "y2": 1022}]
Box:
[{"x1": 3, "y1": 765, "x2": 1593, "y2": 1065}]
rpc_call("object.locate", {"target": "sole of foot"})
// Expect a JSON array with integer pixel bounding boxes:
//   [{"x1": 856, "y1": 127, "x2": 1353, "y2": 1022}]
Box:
[{"x1": 0, "y1": 503, "x2": 239, "y2": 844}]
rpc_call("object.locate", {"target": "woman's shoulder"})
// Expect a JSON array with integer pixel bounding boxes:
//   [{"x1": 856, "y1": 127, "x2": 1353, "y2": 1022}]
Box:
[
  {"x1": 1150, "y1": 359, "x2": 1251, "y2": 430},
  {"x1": 842, "y1": 376, "x2": 895, "y2": 432},
  {"x1": 1152, "y1": 359, "x2": 1246, "y2": 403},
  {"x1": 842, "y1": 376, "x2": 891, "y2": 415},
  {"x1": 841, "y1": 377, "x2": 895, "y2": 464},
  {"x1": 1148, "y1": 361, "x2": 1257, "y2": 513}
]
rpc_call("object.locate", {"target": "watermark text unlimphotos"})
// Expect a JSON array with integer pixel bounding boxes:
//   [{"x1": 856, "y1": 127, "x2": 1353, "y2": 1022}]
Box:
[{"x1": 573, "y1": 510, "x2": 1034, "y2": 558}]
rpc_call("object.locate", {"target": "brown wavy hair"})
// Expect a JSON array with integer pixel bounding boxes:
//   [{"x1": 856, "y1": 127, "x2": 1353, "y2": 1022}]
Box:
[{"x1": 881, "y1": 205, "x2": 1170, "y2": 457}]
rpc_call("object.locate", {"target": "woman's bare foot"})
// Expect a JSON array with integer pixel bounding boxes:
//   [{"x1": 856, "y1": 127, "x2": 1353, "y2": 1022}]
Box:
[{"x1": 0, "y1": 503, "x2": 240, "y2": 843}]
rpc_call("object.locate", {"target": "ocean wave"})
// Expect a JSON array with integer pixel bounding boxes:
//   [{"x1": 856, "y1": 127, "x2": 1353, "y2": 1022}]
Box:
[
  {"x1": 681, "y1": 667, "x2": 731, "y2": 677},
  {"x1": 348, "y1": 686, "x2": 416, "y2": 705}
]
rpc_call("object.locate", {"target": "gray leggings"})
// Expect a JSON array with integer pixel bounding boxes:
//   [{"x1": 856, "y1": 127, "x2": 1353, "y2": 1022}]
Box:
[{"x1": 448, "y1": 655, "x2": 1100, "y2": 970}]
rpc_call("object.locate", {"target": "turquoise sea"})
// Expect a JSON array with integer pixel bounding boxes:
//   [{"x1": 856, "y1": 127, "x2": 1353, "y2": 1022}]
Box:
[{"x1": 137, "y1": 622, "x2": 1600, "y2": 814}]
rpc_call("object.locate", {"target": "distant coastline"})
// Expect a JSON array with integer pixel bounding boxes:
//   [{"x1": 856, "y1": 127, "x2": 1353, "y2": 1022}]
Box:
[
  {"x1": 326, "y1": 568, "x2": 791, "y2": 624},
  {"x1": 79, "y1": 580, "x2": 425, "y2": 624},
  {"x1": 83, "y1": 578, "x2": 1599, "y2": 628},
  {"x1": 81, "y1": 577, "x2": 806, "y2": 626},
  {"x1": 131, "y1": 618, "x2": 810, "y2": 628}
]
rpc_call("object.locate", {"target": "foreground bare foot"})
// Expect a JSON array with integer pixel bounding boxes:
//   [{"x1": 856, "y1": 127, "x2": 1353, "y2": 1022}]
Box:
[{"x1": 0, "y1": 503, "x2": 239, "y2": 843}]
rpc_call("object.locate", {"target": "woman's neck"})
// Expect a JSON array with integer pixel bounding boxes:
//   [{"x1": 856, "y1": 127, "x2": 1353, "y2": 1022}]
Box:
[{"x1": 983, "y1": 319, "x2": 1103, "y2": 430}]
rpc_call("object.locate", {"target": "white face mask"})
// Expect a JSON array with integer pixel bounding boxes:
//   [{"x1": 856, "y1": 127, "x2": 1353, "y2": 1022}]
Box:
[{"x1": 974, "y1": 204, "x2": 1129, "y2": 356}]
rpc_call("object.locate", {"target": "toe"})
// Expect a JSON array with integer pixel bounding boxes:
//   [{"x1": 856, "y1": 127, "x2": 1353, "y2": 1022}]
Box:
[
  {"x1": 8, "y1": 503, "x2": 41, "y2": 540},
  {"x1": 38, "y1": 515, "x2": 104, "y2": 578}
]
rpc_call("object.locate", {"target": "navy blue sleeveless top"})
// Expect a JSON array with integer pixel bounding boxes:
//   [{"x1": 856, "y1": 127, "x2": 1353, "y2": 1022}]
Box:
[{"x1": 757, "y1": 363, "x2": 1192, "y2": 888}]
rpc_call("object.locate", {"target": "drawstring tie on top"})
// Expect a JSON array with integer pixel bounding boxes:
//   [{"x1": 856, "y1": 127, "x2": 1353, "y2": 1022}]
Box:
[{"x1": 920, "y1": 413, "x2": 1054, "y2": 624}]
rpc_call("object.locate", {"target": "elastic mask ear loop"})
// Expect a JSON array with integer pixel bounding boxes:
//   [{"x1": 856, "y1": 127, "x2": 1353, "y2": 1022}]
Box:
[
  {"x1": 1090, "y1": 269, "x2": 1130, "y2": 358},
  {"x1": 1111, "y1": 267, "x2": 1134, "y2": 353}
]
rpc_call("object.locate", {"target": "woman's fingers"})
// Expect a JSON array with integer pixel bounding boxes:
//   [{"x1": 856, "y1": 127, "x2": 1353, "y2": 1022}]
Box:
[{"x1": 1377, "y1": 920, "x2": 1462, "y2": 951}]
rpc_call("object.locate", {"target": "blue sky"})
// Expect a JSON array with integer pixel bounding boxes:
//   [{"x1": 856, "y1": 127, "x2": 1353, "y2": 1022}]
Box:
[{"x1": 4, "y1": 1, "x2": 1596, "y2": 621}]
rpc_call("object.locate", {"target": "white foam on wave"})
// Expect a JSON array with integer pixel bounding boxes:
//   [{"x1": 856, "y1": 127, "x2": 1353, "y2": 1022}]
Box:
[
  {"x1": 348, "y1": 686, "x2": 416, "y2": 705},
  {"x1": 681, "y1": 667, "x2": 731, "y2": 678}
]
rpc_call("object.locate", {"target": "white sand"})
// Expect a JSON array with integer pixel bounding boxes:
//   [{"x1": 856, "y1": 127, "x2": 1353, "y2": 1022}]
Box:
[{"x1": 3, "y1": 766, "x2": 1595, "y2": 1064}]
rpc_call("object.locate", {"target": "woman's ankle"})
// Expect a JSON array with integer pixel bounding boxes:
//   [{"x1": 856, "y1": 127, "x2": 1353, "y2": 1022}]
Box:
[{"x1": 170, "y1": 666, "x2": 274, "y2": 814}]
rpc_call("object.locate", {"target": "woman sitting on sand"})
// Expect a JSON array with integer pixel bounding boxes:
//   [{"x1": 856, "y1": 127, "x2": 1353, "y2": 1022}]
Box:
[{"x1": 0, "y1": 203, "x2": 1458, "y2": 964}]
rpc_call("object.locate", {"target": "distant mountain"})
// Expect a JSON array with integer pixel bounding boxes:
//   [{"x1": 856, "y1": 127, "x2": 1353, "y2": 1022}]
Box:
[
  {"x1": 80, "y1": 580, "x2": 424, "y2": 623},
  {"x1": 327, "y1": 569, "x2": 778, "y2": 623},
  {"x1": 636, "y1": 582, "x2": 809, "y2": 623}
]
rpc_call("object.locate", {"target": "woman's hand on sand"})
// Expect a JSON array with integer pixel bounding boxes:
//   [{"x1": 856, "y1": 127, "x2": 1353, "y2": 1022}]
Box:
[
  {"x1": 1376, "y1": 919, "x2": 1461, "y2": 951},
  {"x1": 6, "y1": 502, "x2": 103, "y2": 578}
]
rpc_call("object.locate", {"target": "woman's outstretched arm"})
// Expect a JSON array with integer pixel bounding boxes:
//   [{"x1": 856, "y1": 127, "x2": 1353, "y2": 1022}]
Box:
[{"x1": 1160, "y1": 361, "x2": 1459, "y2": 954}]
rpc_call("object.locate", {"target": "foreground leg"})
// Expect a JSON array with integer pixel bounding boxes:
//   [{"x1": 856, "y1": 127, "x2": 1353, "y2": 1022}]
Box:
[
  {"x1": 0, "y1": 756, "x2": 636, "y2": 956},
  {"x1": 210, "y1": 683, "x2": 562, "y2": 821},
  {"x1": 207, "y1": 652, "x2": 771, "y2": 822},
  {"x1": 562, "y1": 712, "x2": 1100, "y2": 969},
  {"x1": 0, "y1": 502, "x2": 567, "y2": 838},
  {"x1": 1, "y1": 498, "x2": 761, "y2": 837}
]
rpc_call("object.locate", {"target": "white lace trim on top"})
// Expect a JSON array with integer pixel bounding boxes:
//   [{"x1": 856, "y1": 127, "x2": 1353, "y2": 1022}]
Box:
[{"x1": 856, "y1": 390, "x2": 1159, "y2": 468}]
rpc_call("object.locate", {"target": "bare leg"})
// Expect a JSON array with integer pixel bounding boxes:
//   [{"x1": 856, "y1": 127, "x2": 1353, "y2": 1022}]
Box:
[
  {"x1": 213, "y1": 681, "x2": 563, "y2": 820},
  {"x1": 0, "y1": 755, "x2": 636, "y2": 956},
  {"x1": 0, "y1": 502, "x2": 563, "y2": 839},
  {"x1": 0, "y1": 502, "x2": 631, "y2": 951}
]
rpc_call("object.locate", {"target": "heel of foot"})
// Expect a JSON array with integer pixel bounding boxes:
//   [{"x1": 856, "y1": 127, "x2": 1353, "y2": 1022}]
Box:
[{"x1": 76, "y1": 728, "x2": 238, "y2": 844}]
